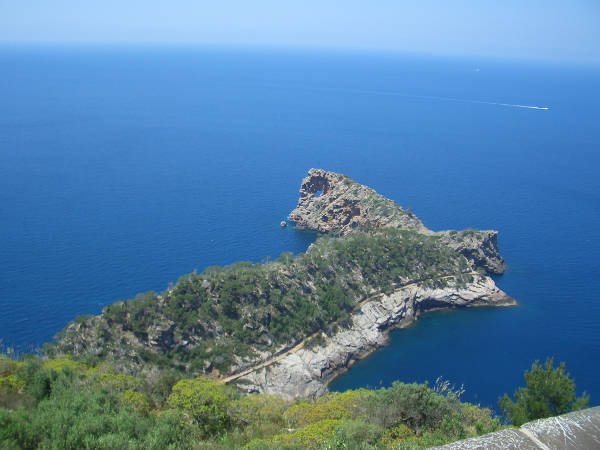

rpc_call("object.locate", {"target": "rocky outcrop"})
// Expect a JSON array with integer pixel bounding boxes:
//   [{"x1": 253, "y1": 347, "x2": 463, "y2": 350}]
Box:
[
  {"x1": 236, "y1": 274, "x2": 514, "y2": 400},
  {"x1": 438, "y1": 229, "x2": 506, "y2": 274},
  {"x1": 436, "y1": 406, "x2": 600, "y2": 449},
  {"x1": 289, "y1": 169, "x2": 506, "y2": 274},
  {"x1": 289, "y1": 169, "x2": 427, "y2": 235}
]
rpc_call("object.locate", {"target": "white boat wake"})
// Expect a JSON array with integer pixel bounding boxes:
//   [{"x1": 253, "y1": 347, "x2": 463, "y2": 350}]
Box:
[
  {"x1": 496, "y1": 103, "x2": 549, "y2": 110},
  {"x1": 283, "y1": 84, "x2": 550, "y2": 111},
  {"x1": 394, "y1": 93, "x2": 550, "y2": 111}
]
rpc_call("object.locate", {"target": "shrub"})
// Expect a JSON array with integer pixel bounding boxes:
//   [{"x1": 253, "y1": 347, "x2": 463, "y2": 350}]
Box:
[
  {"x1": 284, "y1": 390, "x2": 372, "y2": 428},
  {"x1": 380, "y1": 423, "x2": 416, "y2": 446},
  {"x1": 0, "y1": 408, "x2": 37, "y2": 449},
  {"x1": 230, "y1": 393, "x2": 287, "y2": 429},
  {"x1": 273, "y1": 419, "x2": 341, "y2": 449},
  {"x1": 167, "y1": 378, "x2": 232, "y2": 435},
  {"x1": 333, "y1": 419, "x2": 384, "y2": 447},
  {"x1": 0, "y1": 375, "x2": 25, "y2": 393},
  {"x1": 0, "y1": 355, "x2": 23, "y2": 377},
  {"x1": 460, "y1": 403, "x2": 500, "y2": 435},
  {"x1": 1, "y1": 375, "x2": 195, "y2": 449},
  {"x1": 365, "y1": 381, "x2": 459, "y2": 432},
  {"x1": 121, "y1": 389, "x2": 151, "y2": 415},
  {"x1": 499, "y1": 358, "x2": 590, "y2": 426},
  {"x1": 97, "y1": 372, "x2": 143, "y2": 391}
]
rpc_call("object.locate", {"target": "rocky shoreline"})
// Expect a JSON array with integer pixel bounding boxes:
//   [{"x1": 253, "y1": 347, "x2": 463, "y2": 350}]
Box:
[{"x1": 236, "y1": 273, "x2": 514, "y2": 400}]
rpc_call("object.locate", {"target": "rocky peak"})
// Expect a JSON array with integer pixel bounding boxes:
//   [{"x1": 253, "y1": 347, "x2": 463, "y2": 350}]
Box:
[
  {"x1": 289, "y1": 168, "x2": 426, "y2": 236},
  {"x1": 289, "y1": 168, "x2": 506, "y2": 274}
]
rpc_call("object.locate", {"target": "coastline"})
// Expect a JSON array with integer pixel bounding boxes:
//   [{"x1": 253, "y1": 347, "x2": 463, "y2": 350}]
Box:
[
  {"x1": 49, "y1": 169, "x2": 517, "y2": 401},
  {"x1": 235, "y1": 273, "x2": 515, "y2": 399}
]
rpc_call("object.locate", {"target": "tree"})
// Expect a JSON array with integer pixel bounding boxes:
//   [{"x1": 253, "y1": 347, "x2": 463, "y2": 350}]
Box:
[
  {"x1": 498, "y1": 358, "x2": 589, "y2": 426},
  {"x1": 167, "y1": 378, "x2": 232, "y2": 435}
]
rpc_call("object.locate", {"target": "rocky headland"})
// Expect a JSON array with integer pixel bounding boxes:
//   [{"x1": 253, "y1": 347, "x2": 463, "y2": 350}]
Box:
[
  {"x1": 237, "y1": 169, "x2": 513, "y2": 398},
  {"x1": 290, "y1": 169, "x2": 506, "y2": 274},
  {"x1": 50, "y1": 169, "x2": 515, "y2": 399}
]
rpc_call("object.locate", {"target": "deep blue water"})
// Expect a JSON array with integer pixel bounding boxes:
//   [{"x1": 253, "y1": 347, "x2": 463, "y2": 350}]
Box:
[{"x1": 1, "y1": 45, "x2": 599, "y2": 411}]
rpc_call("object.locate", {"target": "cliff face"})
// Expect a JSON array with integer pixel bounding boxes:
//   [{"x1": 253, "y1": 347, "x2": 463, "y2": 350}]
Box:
[
  {"x1": 438, "y1": 229, "x2": 506, "y2": 275},
  {"x1": 237, "y1": 274, "x2": 514, "y2": 400},
  {"x1": 289, "y1": 169, "x2": 427, "y2": 235},
  {"x1": 289, "y1": 169, "x2": 506, "y2": 274}
]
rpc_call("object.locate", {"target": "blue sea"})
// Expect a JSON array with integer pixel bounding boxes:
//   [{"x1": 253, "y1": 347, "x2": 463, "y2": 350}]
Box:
[{"x1": 1, "y1": 45, "x2": 599, "y2": 411}]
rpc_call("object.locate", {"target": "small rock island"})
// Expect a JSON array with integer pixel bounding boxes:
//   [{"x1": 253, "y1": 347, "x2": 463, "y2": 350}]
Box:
[{"x1": 50, "y1": 169, "x2": 515, "y2": 399}]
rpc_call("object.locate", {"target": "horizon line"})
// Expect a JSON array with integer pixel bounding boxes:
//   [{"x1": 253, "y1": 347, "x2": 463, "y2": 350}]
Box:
[{"x1": 0, "y1": 40, "x2": 598, "y2": 67}]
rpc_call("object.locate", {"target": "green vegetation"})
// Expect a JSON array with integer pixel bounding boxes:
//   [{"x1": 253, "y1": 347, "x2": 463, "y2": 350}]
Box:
[
  {"x1": 0, "y1": 355, "x2": 195, "y2": 449},
  {"x1": 48, "y1": 229, "x2": 473, "y2": 376},
  {"x1": 168, "y1": 378, "x2": 233, "y2": 435},
  {"x1": 498, "y1": 357, "x2": 590, "y2": 426},
  {"x1": 1, "y1": 354, "x2": 503, "y2": 449},
  {"x1": 2, "y1": 352, "x2": 591, "y2": 449}
]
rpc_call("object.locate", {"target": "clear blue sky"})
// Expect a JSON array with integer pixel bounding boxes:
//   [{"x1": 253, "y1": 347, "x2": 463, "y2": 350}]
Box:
[{"x1": 1, "y1": 0, "x2": 599, "y2": 63}]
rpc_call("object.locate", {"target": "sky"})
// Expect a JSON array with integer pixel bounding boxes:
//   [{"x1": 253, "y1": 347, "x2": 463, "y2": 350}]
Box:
[{"x1": 1, "y1": 0, "x2": 599, "y2": 63}]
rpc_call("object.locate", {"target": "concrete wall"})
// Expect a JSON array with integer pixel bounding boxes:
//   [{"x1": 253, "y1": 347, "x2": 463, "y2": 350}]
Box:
[{"x1": 437, "y1": 406, "x2": 600, "y2": 449}]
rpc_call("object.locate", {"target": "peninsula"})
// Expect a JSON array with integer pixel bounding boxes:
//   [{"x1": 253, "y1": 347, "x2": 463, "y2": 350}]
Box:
[{"x1": 49, "y1": 169, "x2": 515, "y2": 399}]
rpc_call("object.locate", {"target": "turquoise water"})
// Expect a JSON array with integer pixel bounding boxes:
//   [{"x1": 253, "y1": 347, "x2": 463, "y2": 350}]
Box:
[{"x1": 1, "y1": 45, "x2": 599, "y2": 409}]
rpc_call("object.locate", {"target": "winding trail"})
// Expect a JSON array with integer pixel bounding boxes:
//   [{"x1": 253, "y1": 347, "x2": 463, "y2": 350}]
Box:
[{"x1": 220, "y1": 272, "x2": 476, "y2": 384}]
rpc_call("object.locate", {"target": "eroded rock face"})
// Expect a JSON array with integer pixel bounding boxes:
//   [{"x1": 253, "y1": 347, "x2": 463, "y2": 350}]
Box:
[
  {"x1": 237, "y1": 274, "x2": 514, "y2": 400},
  {"x1": 439, "y1": 229, "x2": 507, "y2": 274},
  {"x1": 289, "y1": 169, "x2": 506, "y2": 274},
  {"x1": 289, "y1": 169, "x2": 427, "y2": 235}
]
